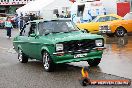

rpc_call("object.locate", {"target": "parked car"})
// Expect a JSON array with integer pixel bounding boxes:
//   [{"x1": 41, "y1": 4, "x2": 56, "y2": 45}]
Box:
[
  {"x1": 77, "y1": 14, "x2": 123, "y2": 34},
  {"x1": 13, "y1": 19, "x2": 105, "y2": 72},
  {"x1": 99, "y1": 12, "x2": 132, "y2": 37},
  {"x1": 0, "y1": 17, "x2": 7, "y2": 28}
]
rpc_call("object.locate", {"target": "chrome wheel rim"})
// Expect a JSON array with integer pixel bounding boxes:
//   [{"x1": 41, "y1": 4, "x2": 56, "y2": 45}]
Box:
[
  {"x1": 43, "y1": 52, "x2": 50, "y2": 70},
  {"x1": 18, "y1": 49, "x2": 22, "y2": 62},
  {"x1": 117, "y1": 29, "x2": 124, "y2": 36}
]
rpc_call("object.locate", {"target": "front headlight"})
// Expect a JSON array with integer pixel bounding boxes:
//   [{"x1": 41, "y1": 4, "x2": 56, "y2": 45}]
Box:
[
  {"x1": 56, "y1": 44, "x2": 63, "y2": 51},
  {"x1": 95, "y1": 39, "x2": 103, "y2": 47},
  {"x1": 99, "y1": 26, "x2": 103, "y2": 30}
]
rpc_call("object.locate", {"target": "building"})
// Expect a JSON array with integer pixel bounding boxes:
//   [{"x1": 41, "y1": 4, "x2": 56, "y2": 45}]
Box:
[
  {"x1": 73, "y1": 0, "x2": 132, "y2": 14},
  {"x1": 0, "y1": 0, "x2": 35, "y2": 14},
  {"x1": 101, "y1": 0, "x2": 132, "y2": 16}
]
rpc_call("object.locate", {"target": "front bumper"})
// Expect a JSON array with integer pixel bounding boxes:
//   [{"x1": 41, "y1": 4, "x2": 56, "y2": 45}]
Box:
[
  {"x1": 99, "y1": 25, "x2": 112, "y2": 34},
  {"x1": 99, "y1": 29, "x2": 112, "y2": 34},
  {"x1": 52, "y1": 47, "x2": 106, "y2": 64}
]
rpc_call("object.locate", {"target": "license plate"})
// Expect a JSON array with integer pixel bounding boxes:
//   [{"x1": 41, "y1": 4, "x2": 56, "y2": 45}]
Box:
[
  {"x1": 74, "y1": 53, "x2": 87, "y2": 58},
  {"x1": 102, "y1": 30, "x2": 106, "y2": 33}
]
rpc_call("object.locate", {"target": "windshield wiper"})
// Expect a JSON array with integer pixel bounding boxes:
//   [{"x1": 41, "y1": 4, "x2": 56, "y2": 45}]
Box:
[
  {"x1": 45, "y1": 30, "x2": 78, "y2": 35},
  {"x1": 45, "y1": 32, "x2": 62, "y2": 35},
  {"x1": 68, "y1": 30, "x2": 78, "y2": 32},
  {"x1": 45, "y1": 33, "x2": 50, "y2": 36},
  {"x1": 52, "y1": 32, "x2": 63, "y2": 34}
]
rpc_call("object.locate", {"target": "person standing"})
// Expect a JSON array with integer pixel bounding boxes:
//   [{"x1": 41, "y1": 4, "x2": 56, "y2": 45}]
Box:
[
  {"x1": 24, "y1": 13, "x2": 29, "y2": 23},
  {"x1": 5, "y1": 17, "x2": 13, "y2": 38},
  {"x1": 14, "y1": 14, "x2": 19, "y2": 28},
  {"x1": 19, "y1": 13, "x2": 24, "y2": 30}
]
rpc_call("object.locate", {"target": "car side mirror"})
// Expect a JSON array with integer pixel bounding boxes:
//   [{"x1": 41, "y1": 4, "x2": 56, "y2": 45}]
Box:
[{"x1": 30, "y1": 33, "x2": 36, "y2": 37}]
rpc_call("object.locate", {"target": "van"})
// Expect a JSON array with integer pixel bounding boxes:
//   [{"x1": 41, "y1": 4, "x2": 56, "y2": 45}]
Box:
[{"x1": 71, "y1": 1, "x2": 106, "y2": 23}]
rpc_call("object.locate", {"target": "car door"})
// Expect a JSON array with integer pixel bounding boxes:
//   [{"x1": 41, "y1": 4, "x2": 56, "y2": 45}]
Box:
[
  {"x1": 19, "y1": 23, "x2": 31, "y2": 55},
  {"x1": 26, "y1": 22, "x2": 42, "y2": 59}
]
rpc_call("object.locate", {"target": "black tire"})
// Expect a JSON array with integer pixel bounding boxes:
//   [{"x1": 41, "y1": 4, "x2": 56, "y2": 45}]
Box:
[
  {"x1": 87, "y1": 58, "x2": 101, "y2": 67},
  {"x1": 42, "y1": 51, "x2": 54, "y2": 72},
  {"x1": 18, "y1": 49, "x2": 28, "y2": 63},
  {"x1": 115, "y1": 27, "x2": 126, "y2": 37},
  {"x1": 106, "y1": 33, "x2": 115, "y2": 37},
  {"x1": 80, "y1": 78, "x2": 91, "y2": 86}
]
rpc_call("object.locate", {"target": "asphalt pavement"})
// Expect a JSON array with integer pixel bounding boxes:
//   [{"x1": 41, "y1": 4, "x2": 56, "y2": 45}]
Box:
[{"x1": 0, "y1": 29, "x2": 132, "y2": 88}]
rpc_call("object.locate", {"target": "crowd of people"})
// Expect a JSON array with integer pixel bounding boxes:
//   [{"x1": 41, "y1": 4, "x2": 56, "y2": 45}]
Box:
[
  {"x1": 4, "y1": 11, "x2": 70, "y2": 38},
  {"x1": 55, "y1": 10, "x2": 71, "y2": 18},
  {"x1": 5, "y1": 13, "x2": 39, "y2": 38},
  {"x1": 12, "y1": 13, "x2": 39, "y2": 29}
]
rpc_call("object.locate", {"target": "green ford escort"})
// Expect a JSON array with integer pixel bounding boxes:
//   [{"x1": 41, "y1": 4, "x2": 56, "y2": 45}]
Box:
[{"x1": 13, "y1": 19, "x2": 105, "y2": 72}]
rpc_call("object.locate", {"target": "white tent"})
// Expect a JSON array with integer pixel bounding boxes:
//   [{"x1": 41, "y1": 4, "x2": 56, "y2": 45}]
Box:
[{"x1": 16, "y1": 0, "x2": 73, "y2": 19}]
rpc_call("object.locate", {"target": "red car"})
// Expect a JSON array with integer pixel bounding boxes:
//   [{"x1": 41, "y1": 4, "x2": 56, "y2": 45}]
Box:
[{"x1": 0, "y1": 17, "x2": 7, "y2": 28}]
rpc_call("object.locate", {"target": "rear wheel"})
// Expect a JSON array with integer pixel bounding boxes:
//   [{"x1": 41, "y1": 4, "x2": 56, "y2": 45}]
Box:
[
  {"x1": 115, "y1": 27, "x2": 126, "y2": 37},
  {"x1": 87, "y1": 58, "x2": 101, "y2": 66},
  {"x1": 18, "y1": 49, "x2": 28, "y2": 63},
  {"x1": 42, "y1": 51, "x2": 54, "y2": 72}
]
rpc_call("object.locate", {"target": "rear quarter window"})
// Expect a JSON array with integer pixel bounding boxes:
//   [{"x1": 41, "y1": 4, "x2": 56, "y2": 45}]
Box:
[{"x1": 110, "y1": 16, "x2": 119, "y2": 21}]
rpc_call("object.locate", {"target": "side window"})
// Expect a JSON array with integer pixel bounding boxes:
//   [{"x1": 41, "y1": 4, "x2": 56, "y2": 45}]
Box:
[
  {"x1": 97, "y1": 16, "x2": 110, "y2": 22},
  {"x1": 29, "y1": 22, "x2": 37, "y2": 35},
  {"x1": 38, "y1": 22, "x2": 45, "y2": 35},
  {"x1": 20, "y1": 23, "x2": 31, "y2": 36},
  {"x1": 20, "y1": 22, "x2": 37, "y2": 36},
  {"x1": 105, "y1": 16, "x2": 110, "y2": 21},
  {"x1": 110, "y1": 16, "x2": 119, "y2": 21},
  {"x1": 97, "y1": 17, "x2": 105, "y2": 22}
]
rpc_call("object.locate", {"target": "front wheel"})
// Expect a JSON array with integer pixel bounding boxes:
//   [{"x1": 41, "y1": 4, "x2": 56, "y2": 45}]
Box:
[
  {"x1": 18, "y1": 49, "x2": 28, "y2": 63},
  {"x1": 87, "y1": 58, "x2": 101, "y2": 67},
  {"x1": 115, "y1": 27, "x2": 126, "y2": 37},
  {"x1": 42, "y1": 51, "x2": 54, "y2": 72}
]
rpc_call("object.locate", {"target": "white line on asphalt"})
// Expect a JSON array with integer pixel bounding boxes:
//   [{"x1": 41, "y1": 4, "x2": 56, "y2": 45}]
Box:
[{"x1": 0, "y1": 46, "x2": 8, "y2": 50}]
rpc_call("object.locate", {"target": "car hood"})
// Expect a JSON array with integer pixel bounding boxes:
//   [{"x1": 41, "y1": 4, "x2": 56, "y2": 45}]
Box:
[{"x1": 42, "y1": 31, "x2": 103, "y2": 44}]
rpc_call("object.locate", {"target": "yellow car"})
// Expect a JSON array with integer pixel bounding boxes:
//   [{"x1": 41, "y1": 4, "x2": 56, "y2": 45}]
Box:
[
  {"x1": 99, "y1": 12, "x2": 132, "y2": 37},
  {"x1": 77, "y1": 14, "x2": 123, "y2": 34}
]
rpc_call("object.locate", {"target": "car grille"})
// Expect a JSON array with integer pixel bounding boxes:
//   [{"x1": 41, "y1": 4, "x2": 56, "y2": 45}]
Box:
[
  {"x1": 63, "y1": 39, "x2": 95, "y2": 53},
  {"x1": 100, "y1": 26, "x2": 109, "y2": 30}
]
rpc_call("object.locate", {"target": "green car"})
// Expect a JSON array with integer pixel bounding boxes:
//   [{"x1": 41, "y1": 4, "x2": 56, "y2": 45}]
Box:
[{"x1": 13, "y1": 19, "x2": 105, "y2": 72}]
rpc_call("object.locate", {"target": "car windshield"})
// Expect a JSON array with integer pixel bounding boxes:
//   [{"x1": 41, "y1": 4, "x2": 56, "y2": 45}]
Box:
[
  {"x1": 123, "y1": 13, "x2": 132, "y2": 20},
  {"x1": 39, "y1": 20, "x2": 79, "y2": 35},
  {"x1": 91, "y1": 17, "x2": 98, "y2": 22}
]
